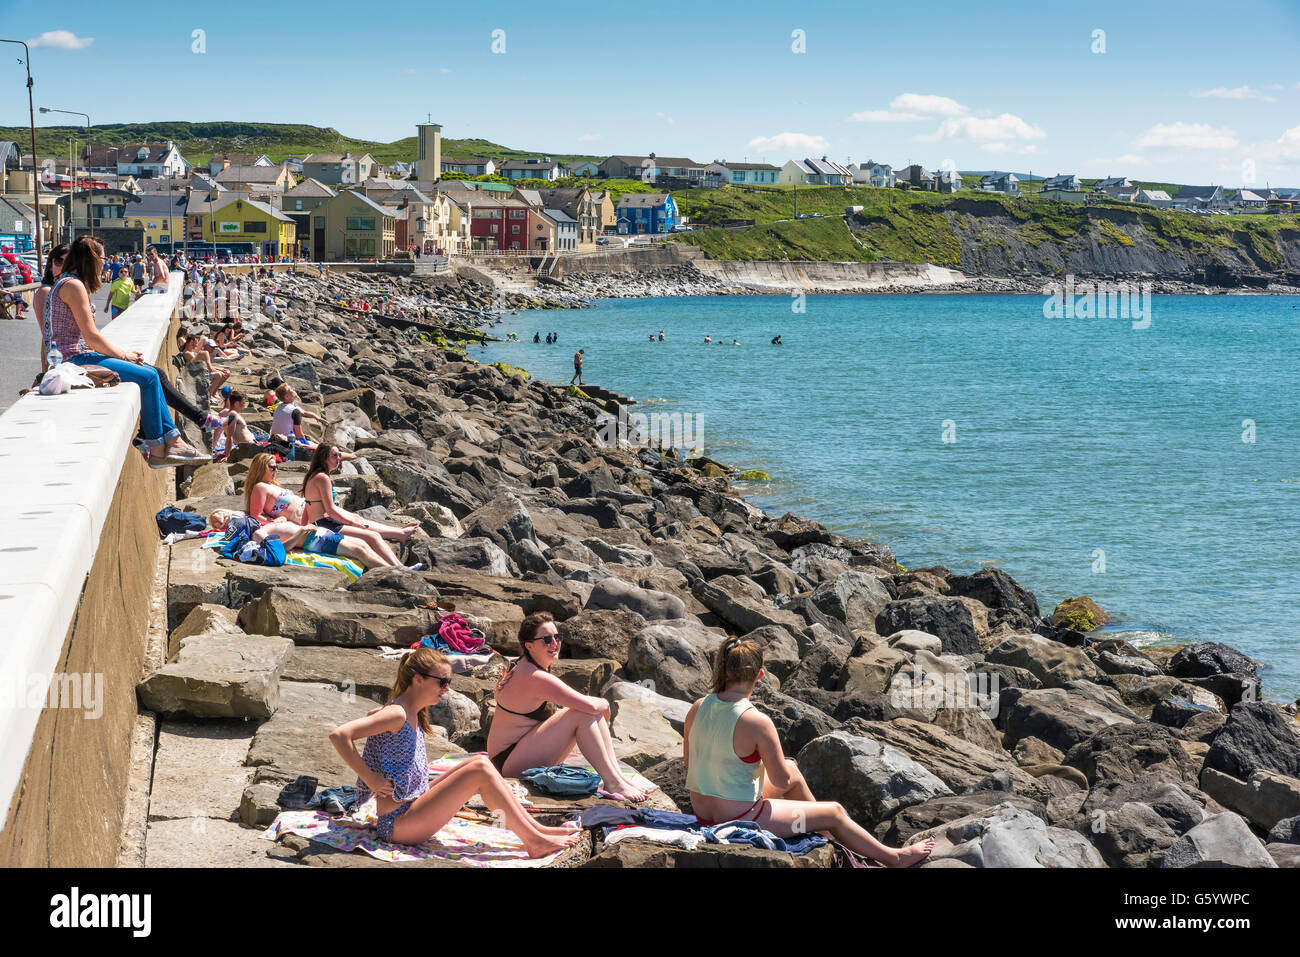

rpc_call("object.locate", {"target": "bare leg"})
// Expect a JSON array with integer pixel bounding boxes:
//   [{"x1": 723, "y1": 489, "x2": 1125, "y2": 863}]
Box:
[
  {"x1": 336, "y1": 539, "x2": 395, "y2": 569},
  {"x1": 762, "y1": 758, "x2": 815, "y2": 803},
  {"x1": 575, "y1": 712, "x2": 647, "y2": 802},
  {"x1": 337, "y1": 525, "x2": 401, "y2": 564},
  {"x1": 390, "y1": 754, "x2": 579, "y2": 857},
  {"x1": 757, "y1": 799, "x2": 933, "y2": 867}
]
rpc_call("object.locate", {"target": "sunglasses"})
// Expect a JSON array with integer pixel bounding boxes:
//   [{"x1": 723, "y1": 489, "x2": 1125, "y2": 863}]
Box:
[
  {"x1": 532, "y1": 633, "x2": 562, "y2": 646},
  {"x1": 414, "y1": 670, "x2": 452, "y2": 689}
]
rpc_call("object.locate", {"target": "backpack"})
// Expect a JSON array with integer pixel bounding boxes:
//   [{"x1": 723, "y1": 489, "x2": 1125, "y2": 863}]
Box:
[{"x1": 218, "y1": 513, "x2": 283, "y2": 566}]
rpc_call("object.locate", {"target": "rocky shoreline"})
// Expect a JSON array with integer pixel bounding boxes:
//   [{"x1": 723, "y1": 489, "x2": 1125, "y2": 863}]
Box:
[{"x1": 142, "y1": 271, "x2": 1300, "y2": 868}]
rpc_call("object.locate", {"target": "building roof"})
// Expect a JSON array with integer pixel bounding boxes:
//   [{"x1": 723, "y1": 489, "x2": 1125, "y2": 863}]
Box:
[
  {"x1": 713, "y1": 160, "x2": 780, "y2": 171},
  {"x1": 803, "y1": 157, "x2": 851, "y2": 177},
  {"x1": 131, "y1": 192, "x2": 189, "y2": 217},
  {"x1": 212, "y1": 196, "x2": 294, "y2": 222},
  {"x1": 605, "y1": 155, "x2": 698, "y2": 169},
  {"x1": 86, "y1": 143, "x2": 179, "y2": 167},
  {"x1": 1093, "y1": 176, "x2": 1131, "y2": 190},
  {"x1": 302, "y1": 152, "x2": 374, "y2": 164},
  {"x1": 1174, "y1": 185, "x2": 1220, "y2": 200},
  {"x1": 329, "y1": 191, "x2": 395, "y2": 218},
  {"x1": 441, "y1": 157, "x2": 493, "y2": 166},
  {"x1": 1139, "y1": 189, "x2": 1172, "y2": 201},
  {"x1": 210, "y1": 153, "x2": 269, "y2": 166},
  {"x1": 617, "y1": 193, "x2": 670, "y2": 208},
  {"x1": 215, "y1": 164, "x2": 287, "y2": 184},
  {"x1": 1041, "y1": 173, "x2": 1078, "y2": 188},
  {"x1": 543, "y1": 208, "x2": 577, "y2": 224},
  {"x1": 514, "y1": 189, "x2": 543, "y2": 207},
  {"x1": 284, "y1": 177, "x2": 337, "y2": 198},
  {"x1": 0, "y1": 195, "x2": 35, "y2": 222},
  {"x1": 0, "y1": 141, "x2": 17, "y2": 169}
]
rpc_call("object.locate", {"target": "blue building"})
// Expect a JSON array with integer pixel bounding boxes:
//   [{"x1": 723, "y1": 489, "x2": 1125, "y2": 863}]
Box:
[{"x1": 615, "y1": 192, "x2": 677, "y2": 234}]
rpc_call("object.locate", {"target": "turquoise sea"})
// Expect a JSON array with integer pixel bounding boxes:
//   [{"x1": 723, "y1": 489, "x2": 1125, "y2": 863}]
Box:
[{"x1": 479, "y1": 293, "x2": 1300, "y2": 702}]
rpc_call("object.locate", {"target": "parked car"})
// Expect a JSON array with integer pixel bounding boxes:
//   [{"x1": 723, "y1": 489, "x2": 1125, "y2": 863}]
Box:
[
  {"x1": 595, "y1": 236, "x2": 611, "y2": 245},
  {"x1": 670, "y1": 224, "x2": 694, "y2": 232}
]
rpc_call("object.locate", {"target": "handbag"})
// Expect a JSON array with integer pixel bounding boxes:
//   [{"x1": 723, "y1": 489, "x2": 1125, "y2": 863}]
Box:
[{"x1": 81, "y1": 364, "x2": 121, "y2": 388}]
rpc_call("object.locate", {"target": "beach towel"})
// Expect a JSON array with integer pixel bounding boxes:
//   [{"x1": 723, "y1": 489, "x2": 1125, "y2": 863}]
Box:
[
  {"x1": 260, "y1": 799, "x2": 568, "y2": 868},
  {"x1": 437, "y1": 612, "x2": 482, "y2": 653},
  {"x1": 204, "y1": 533, "x2": 364, "y2": 581}
]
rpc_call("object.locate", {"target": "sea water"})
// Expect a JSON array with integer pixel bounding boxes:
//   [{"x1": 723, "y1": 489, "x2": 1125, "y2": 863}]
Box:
[{"x1": 481, "y1": 293, "x2": 1300, "y2": 701}]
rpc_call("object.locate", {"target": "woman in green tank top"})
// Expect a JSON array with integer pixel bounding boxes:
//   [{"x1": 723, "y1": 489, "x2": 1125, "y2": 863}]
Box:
[{"x1": 684, "y1": 636, "x2": 934, "y2": 867}]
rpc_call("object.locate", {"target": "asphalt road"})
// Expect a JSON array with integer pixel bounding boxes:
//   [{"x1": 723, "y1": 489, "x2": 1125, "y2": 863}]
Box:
[{"x1": 0, "y1": 283, "x2": 113, "y2": 414}]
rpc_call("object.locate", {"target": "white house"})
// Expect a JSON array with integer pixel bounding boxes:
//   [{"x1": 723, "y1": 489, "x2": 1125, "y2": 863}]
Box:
[
  {"x1": 936, "y1": 169, "x2": 963, "y2": 193},
  {"x1": 1135, "y1": 188, "x2": 1173, "y2": 208},
  {"x1": 707, "y1": 161, "x2": 781, "y2": 186},
  {"x1": 779, "y1": 157, "x2": 853, "y2": 186},
  {"x1": 1041, "y1": 173, "x2": 1081, "y2": 192},
  {"x1": 1233, "y1": 189, "x2": 1268, "y2": 208},
  {"x1": 543, "y1": 208, "x2": 578, "y2": 251},
  {"x1": 440, "y1": 157, "x2": 496, "y2": 177},
  {"x1": 849, "y1": 160, "x2": 895, "y2": 188},
  {"x1": 980, "y1": 172, "x2": 1020, "y2": 195}
]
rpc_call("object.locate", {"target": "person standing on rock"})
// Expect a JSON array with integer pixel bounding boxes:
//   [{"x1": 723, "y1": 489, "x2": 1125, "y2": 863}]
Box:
[
  {"x1": 486, "y1": 613, "x2": 649, "y2": 802},
  {"x1": 329, "y1": 647, "x2": 582, "y2": 856},
  {"x1": 571, "y1": 348, "x2": 584, "y2": 386},
  {"x1": 684, "y1": 637, "x2": 934, "y2": 867}
]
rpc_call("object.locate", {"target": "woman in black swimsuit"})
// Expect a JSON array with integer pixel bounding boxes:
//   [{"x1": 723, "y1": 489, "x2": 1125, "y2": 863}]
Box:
[{"x1": 485, "y1": 613, "x2": 648, "y2": 801}]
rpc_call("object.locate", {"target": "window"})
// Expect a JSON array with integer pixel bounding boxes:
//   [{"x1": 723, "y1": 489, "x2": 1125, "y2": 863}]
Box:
[
  {"x1": 345, "y1": 216, "x2": 375, "y2": 230},
  {"x1": 511, "y1": 224, "x2": 519, "y2": 234},
  {"x1": 294, "y1": 200, "x2": 302, "y2": 210},
  {"x1": 490, "y1": 224, "x2": 498, "y2": 233},
  {"x1": 243, "y1": 221, "x2": 267, "y2": 233},
  {"x1": 508, "y1": 209, "x2": 526, "y2": 219}
]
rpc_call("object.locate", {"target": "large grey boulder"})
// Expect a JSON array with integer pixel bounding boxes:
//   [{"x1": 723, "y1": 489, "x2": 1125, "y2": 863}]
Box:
[
  {"x1": 407, "y1": 536, "x2": 514, "y2": 578},
  {"x1": 693, "y1": 575, "x2": 807, "y2": 640},
  {"x1": 751, "y1": 685, "x2": 841, "y2": 754},
  {"x1": 462, "y1": 493, "x2": 537, "y2": 552},
  {"x1": 557, "y1": 609, "x2": 647, "y2": 661},
  {"x1": 625, "y1": 619, "x2": 727, "y2": 701},
  {"x1": 738, "y1": 624, "x2": 802, "y2": 682},
  {"x1": 983, "y1": 631, "x2": 1100, "y2": 688},
  {"x1": 138, "y1": 628, "x2": 293, "y2": 720},
  {"x1": 609, "y1": 698, "x2": 684, "y2": 771},
  {"x1": 797, "y1": 730, "x2": 953, "y2": 824},
  {"x1": 1001, "y1": 684, "x2": 1137, "y2": 753},
  {"x1": 809, "y1": 571, "x2": 892, "y2": 634},
  {"x1": 605, "y1": 681, "x2": 692, "y2": 732},
  {"x1": 913, "y1": 802, "x2": 1107, "y2": 868},
  {"x1": 875, "y1": 597, "x2": 984, "y2": 656},
  {"x1": 1063, "y1": 722, "x2": 1202, "y2": 787},
  {"x1": 1161, "y1": 812, "x2": 1277, "y2": 868},
  {"x1": 586, "y1": 577, "x2": 686, "y2": 621},
  {"x1": 1203, "y1": 702, "x2": 1300, "y2": 782},
  {"x1": 238, "y1": 587, "x2": 439, "y2": 648},
  {"x1": 1199, "y1": 768, "x2": 1300, "y2": 832},
  {"x1": 844, "y1": 717, "x2": 1040, "y2": 796},
  {"x1": 945, "y1": 568, "x2": 1040, "y2": 619}
]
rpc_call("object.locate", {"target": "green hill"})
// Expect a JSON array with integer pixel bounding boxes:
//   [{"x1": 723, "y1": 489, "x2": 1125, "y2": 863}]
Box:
[{"x1": 0, "y1": 121, "x2": 602, "y2": 170}]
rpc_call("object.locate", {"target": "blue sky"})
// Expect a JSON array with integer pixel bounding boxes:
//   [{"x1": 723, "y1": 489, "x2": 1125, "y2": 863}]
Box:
[{"x1": 3, "y1": 0, "x2": 1299, "y2": 185}]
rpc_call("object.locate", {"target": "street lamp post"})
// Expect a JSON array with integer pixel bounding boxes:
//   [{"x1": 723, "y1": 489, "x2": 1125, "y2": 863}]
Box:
[
  {"x1": 1, "y1": 38, "x2": 42, "y2": 276},
  {"x1": 40, "y1": 107, "x2": 91, "y2": 239}
]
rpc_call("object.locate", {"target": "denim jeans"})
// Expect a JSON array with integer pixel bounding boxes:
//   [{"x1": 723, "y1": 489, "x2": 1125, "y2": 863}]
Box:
[{"x1": 67, "y1": 352, "x2": 181, "y2": 447}]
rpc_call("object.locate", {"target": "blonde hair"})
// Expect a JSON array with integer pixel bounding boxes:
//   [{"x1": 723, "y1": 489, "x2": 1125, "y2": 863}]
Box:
[
  {"x1": 243, "y1": 453, "x2": 276, "y2": 514},
  {"x1": 392, "y1": 647, "x2": 451, "y2": 733},
  {"x1": 710, "y1": 637, "x2": 764, "y2": 694}
]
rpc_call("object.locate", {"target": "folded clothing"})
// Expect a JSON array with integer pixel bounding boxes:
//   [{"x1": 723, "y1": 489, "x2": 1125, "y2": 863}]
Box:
[
  {"x1": 605, "y1": 826, "x2": 705, "y2": 851},
  {"x1": 578, "y1": 805, "x2": 827, "y2": 856},
  {"x1": 521, "y1": 766, "x2": 601, "y2": 797}
]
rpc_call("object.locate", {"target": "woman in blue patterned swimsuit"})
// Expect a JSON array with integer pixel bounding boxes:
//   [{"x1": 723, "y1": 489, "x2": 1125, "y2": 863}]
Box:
[{"x1": 329, "y1": 647, "x2": 582, "y2": 856}]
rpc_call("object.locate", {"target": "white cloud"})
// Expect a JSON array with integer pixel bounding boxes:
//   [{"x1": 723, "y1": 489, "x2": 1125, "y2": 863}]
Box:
[
  {"x1": 1116, "y1": 153, "x2": 1146, "y2": 165},
  {"x1": 27, "y1": 30, "x2": 93, "y2": 49},
  {"x1": 1268, "y1": 83, "x2": 1283, "y2": 91},
  {"x1": 979, "y1": 142, "x2": 1037, "y2": 154},
  {"x1": 403, "y1": 68, "x2": 418, "y2": 75},
  {"x1": 849, "y1": 92, "x2": 967, "y2": 123},
  {"x1": 579, "y1": 133, "x2": 601, "y2": 142},
  {"x1": 1135, "y1": 122, "x2": 1239, "y2": 149},
  {"x1": 848, "y1": 109, "x2": 923, "y2": 122},
  {"x1": 892, "y1": 93, "x2": 968, "y2": 116},
  {"x1": 1192, "y1": 85, "x2": 1276, "y2": 102},
  {"x1": 747, "y1": 132, "x2": 829, "y2": 154},
  {"x1": 933, "y1": 113, "x2": 1045, "y2": 141},
  {"x1": 440, "y1": 67, "x2": 452, "y2": 74},
  {"x1": 655, "y1": 111, "x2": 674, "y2": 126}
]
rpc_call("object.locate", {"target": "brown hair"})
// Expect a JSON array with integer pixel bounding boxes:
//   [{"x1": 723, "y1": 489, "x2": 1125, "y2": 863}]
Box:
[
  {"x1": 303, "y1": 443, "x2": 336, "y2": 491},
  {"x1": 62, "y1": 236, "x2": 105, "y2": 292},
  {"x1": 275, "y1": 382, "x2": 293, "y2": 401},
  {"x1": 391, "y1": 646, "x2": 450, "y2": 733},
  {"x1": 710, "y1": 637, "x2": 764, "y2": 694},
  {"x1": 514, "y1": 611, "x2": 556, "y2": 670},
  {"x1": 228, "y1": 389, "x2": 246, "y2": 405},
  {"x1": 243, "y1": 452, "x2": 276, "y2": 514}
]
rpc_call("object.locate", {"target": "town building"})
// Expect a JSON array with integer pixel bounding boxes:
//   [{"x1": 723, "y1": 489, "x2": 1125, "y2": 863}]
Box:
[
  {"x1": 309, "y1": 191, "x2": 395, "y2": 260},
  {"x1": 708, "y1": 161, "x2": 782, "y2": 186},
  {"x1": 204, "y1": 196, "x2": 296, "y2": 258},
  {"x1": 615, "y1": 192, "x2": 677, "y2": 234},
  {"x1": 779, "y1": 157, "x2": 853, "y2": 186},
  {"x1": 302, "y1": 152, "x2": 377, "y2": 186}
]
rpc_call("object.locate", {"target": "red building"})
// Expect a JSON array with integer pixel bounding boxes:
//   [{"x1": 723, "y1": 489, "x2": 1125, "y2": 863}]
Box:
[{"x1": 468, "y1": 196, "x2": 556, "y2": 252}]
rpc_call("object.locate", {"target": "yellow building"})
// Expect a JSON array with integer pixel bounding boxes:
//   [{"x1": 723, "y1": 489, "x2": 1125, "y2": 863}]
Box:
[{"x1": 203, "y1": 197, "x2": 296, "y2": 258}]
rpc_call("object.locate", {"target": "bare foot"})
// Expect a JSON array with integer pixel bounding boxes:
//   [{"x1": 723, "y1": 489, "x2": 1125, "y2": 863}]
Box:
[
  {"x1": 523, "y1": 830, "x2": 583, "y2": 859},
  {"x1": 610, "y1": 779, "x2": 649, "y2": 803},
  {"x1": 535, "y1": 822, "x2": 579, "y2": 836},
  {"x1": 399, "y1": 523, "x2": 420, "y2": 541},
  {"x1": 889, "y1": 838, "x2": 935, "y2": 868}
]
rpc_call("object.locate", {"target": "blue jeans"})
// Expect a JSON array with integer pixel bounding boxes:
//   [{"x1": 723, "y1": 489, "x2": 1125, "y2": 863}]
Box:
[{"x1": 67, "y1": 352, "x2": 181, "y2": 447}]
